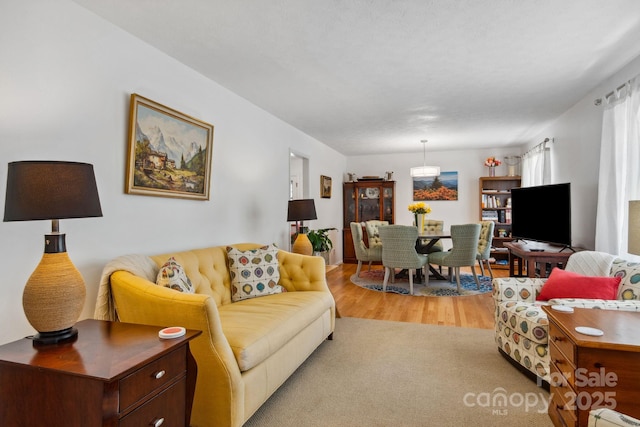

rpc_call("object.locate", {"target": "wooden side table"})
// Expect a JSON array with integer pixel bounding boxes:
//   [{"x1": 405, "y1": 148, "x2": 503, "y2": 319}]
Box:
[
  {"x1": 504, "y1": 241, "x2": 575, "y2": 278},
  {"x1": 0, "y1": 319, "x2": 201, "y2": 427},
  {"x1": 543, "y1": 306, "x2": 640, "y2": 427}
]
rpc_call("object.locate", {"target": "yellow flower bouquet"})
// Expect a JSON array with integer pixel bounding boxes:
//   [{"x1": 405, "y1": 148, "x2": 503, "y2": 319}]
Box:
[{"x1": 408, "y1": 202, "x2": 431, "y2": 215}]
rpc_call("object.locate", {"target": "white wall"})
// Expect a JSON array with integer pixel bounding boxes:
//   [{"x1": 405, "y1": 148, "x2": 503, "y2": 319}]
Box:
[
  {"x1": 527, "y1": 55, "x2": 640, "y2": 250},
  {"x1": 347, "y1": 148, "x2": 522, "y2": 249},
  {"x1": 0, "y1": 0, "x2": 346, "y2": 344}
]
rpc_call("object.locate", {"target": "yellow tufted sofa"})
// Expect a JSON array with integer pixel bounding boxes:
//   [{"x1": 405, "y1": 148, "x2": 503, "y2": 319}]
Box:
[{"x1": 105, "y1": 243, "x2": 336, "y2": 427}]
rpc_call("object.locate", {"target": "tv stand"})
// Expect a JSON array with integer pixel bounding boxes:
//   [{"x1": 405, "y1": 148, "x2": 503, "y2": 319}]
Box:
[{"x1": 504, "y1": 241, "x2": 580, "y2": 278}]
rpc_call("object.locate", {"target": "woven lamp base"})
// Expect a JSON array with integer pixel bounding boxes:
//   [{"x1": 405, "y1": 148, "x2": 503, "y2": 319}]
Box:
[
  {"x1": 292, "y1": 233, "x2": 313, "y2": 256},
  {"x1": 23, "y1": 251, "x2": 85, "y2": 345}
]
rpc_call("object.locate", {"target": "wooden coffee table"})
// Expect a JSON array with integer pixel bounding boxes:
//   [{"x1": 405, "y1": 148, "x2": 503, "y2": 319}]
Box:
[{"x1": 543, "y1": 306, "x2": 640, "y2": 427}]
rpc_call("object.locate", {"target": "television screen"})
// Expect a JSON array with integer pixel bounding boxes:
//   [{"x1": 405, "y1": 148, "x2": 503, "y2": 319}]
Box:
[{"x1": 511, "y1": 183, "x2": 571, "y2": 247}]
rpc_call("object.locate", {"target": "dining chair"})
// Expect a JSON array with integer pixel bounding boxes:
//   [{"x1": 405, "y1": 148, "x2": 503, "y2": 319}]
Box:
[
  {"x1": 420, "y1": 219, "x2": 445, "y2": 253},
  {"x1": 364, "y1": 220, "x2": 389, "y2": 250},
  {"x1": 428, "y1": 223, "x2": 481, "y2": 292},
  {"x1": 476, "y1": 221, "x2": 495, "y2": 279},
  {"x1": 350, "y1": 222, "x2": 383, "y2": 277},
  {"x1": 378, "y1": 225, "x2": 428, "y2": 295}
]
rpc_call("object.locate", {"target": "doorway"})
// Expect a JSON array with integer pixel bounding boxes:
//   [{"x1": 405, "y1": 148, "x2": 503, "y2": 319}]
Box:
[{"x1": 289, "y1": 150, "x2": 310, "y2": 250}]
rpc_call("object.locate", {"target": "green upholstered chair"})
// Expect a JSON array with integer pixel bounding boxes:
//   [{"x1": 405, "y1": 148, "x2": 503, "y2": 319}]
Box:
[
  {"x1": 476, "y1": 221, "x2": 495, "y2": 279},
  {"x1": 378, "y1": 225, "x2": 428, "y2": 295},
  {"x1": 364, "y1": 220, "x2": 389, "y2": 249},
  {"x1": 428, "y1": 223, "x2": 481, "y2": 292},
  {"x1": 350, "y1": 222, "x2": 383, "y2": 277},
  {"x1": 420, "y1": 219, "x2": 445, "y2": 253}
]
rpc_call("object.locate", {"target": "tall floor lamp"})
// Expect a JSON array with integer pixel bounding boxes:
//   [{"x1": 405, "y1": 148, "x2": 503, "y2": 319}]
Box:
[
  {"x1": 287, "y1": 199, "x2": 317, "y2": 255},
  {"x1": 4, "y1": 161, "x2": 103, "y2": 345}
]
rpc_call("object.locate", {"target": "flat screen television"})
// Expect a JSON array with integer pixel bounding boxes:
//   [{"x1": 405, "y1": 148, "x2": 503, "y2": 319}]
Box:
[{"x1": 511, "y1": 183, "x2": 571, "y2": 248}]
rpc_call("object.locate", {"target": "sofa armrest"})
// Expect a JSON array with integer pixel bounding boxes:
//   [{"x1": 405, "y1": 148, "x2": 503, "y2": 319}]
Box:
[
  {"x1": 549, "y1": 298, "x2": 640, "y2": 311},
  {"x1": 110, "y1": 270, "x2": 245, "y2": 427},
  {"x1": 278, "y1": 250, "x2": 332, "y2": 293},
  {"x1": 492, "y1": 277, "x2": 547, "y2": 303},
  {"x1": 589, "y1": 408, "x2": 640, "y2": 426}
]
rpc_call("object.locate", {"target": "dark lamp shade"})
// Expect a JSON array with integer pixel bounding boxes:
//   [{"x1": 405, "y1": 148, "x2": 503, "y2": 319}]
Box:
[
  {"x1": 4, "y1": 161, "x2": 103, "y2": 222},
  {"x1": 287, "y1": 199, "x2": 317, "y2": 222}
]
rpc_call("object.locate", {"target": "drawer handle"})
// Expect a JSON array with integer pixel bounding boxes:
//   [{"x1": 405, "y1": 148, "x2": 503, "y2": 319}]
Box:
[
  {"x1": 154, "y1": 370, "x2": 166, "y2": 380},
  {"x1": 151, "y1": 417, "x2": 165, "y2": 427},
  {"x1": 552, "y1": 336, "x2": 563, "y2": 342}
]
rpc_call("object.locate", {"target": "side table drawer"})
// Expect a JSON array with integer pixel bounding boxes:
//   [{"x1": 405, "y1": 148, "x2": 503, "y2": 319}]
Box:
[
  {"x1": 120, "y1": 346, "x2": 186, "y2": 412},
  {"x1": 120, "y1": 377, "x2": 186, "y2": 427},
  {"x1": 549, "y1": 389, "x2": 577, "y2": 427},
  {"x1": 550, "y1": 340, "x2": 576, "y2": 388},
  {"x1": 549, "y1": 323, "x2": 575, "y2": 365}
]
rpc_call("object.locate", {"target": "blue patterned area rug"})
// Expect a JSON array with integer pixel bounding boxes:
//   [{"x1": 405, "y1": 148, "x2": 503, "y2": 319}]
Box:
[{"x1": 350, "y1": 268, "x2": 493, "y2": 296}]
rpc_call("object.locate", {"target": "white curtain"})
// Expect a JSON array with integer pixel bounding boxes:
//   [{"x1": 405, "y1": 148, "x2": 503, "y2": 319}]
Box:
[
  {"x1": 521, "y1": 141, "x2": 549, "y2": 187},
  {"x1": 595, "y1": 77, "x2": 640, "y2": 256}
]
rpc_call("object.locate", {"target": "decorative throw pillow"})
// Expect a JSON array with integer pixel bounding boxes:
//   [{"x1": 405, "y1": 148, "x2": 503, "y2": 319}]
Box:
[
  {"x1": 227, "y1": 244, "x2": 284, "y2": 302},
  {"x1": 156, "y1": 257, "x2": 195, "y2": 293},
  {"x1": 536, "y1": 267, "x2": 621, "y2": 301}
]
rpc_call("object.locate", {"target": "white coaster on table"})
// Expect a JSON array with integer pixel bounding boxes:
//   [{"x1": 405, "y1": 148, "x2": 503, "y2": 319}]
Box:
[
  {"x1": 159, "y1": 326, "x2": 186, "y2": 339},
  {"x1": 574, "y1": 326, "x2": 604, "y2": 337},
  {"x1": 551, "y1": 305, "x2": 574, "y2": 313}
]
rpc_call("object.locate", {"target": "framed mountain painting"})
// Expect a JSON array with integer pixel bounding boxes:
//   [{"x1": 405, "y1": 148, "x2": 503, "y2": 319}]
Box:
[{"x1": 125, "y1": 94, "x2": 214, "y2": 200}]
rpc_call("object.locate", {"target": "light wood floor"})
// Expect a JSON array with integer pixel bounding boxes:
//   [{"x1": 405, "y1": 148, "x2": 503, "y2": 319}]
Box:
[{"x1": 326, "y1": 263, "x2": 510, "y2": 329}]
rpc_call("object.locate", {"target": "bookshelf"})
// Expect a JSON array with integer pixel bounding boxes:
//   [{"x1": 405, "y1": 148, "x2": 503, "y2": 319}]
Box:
[{"x1": 479, "y1": 176, "x2": 521, "y2": 269}]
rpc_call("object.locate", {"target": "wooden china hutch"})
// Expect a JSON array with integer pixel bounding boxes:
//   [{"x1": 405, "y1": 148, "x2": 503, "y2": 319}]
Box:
[{"x1": 343, "y1": 179, "x2": 395, "y2": 263}]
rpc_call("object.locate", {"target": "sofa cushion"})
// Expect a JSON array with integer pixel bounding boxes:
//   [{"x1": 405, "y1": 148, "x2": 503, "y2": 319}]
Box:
[
  {"x1": 611, "y1": 259, "x2": 640, "y2": 300},
  {"x1": 219, "y1": 291, "x2": 333, "y2": 371},
  {"x1": 536, "y1": 268, "x2": 621, "y2": 301},
  {"x1": 227, "y1": 244, "x2": 284, "y2": 302},
  {"x1": 156, "y1": 257, "x2": 195, "y2": 293}
]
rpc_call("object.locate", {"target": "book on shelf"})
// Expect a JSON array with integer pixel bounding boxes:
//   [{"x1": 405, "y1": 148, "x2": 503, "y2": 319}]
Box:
[
  {"x1": 482, "y1": 194, "x2": 503, "y2": 208},
  {"x1": 482, "y1": 210, "x2": 499, "y2": 221}
]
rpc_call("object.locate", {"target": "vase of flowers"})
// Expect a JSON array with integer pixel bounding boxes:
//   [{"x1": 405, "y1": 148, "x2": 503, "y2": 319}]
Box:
[
  {"x1": 408, "y1": 202, "x2": 431, "y2": 233},
  {"x1": 484, "y1": 156, "x2": 502, "y2": 176}
]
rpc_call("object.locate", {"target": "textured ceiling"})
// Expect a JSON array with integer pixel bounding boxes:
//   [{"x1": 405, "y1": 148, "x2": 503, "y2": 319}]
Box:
[{"x1": 73, "y1": 0, "x2": 640, "y2": 155}]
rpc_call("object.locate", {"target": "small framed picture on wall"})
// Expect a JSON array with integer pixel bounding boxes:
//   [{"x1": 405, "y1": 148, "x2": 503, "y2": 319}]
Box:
[{"x1": 320, "y1": 175, "x2": 332, "y2": 198}]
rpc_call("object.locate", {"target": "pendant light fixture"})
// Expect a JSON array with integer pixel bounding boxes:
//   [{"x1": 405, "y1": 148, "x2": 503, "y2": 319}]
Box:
[{"x1": 410, "y1": 139, "x2": 440, "y2": 177}]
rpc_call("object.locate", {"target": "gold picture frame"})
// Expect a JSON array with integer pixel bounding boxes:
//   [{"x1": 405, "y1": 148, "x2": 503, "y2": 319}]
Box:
[
  {"x1": 125, "y1": 94, "x2": 214, "y2": 200},
  {"x1": 320, "y1": 175, "x2": 332, "y2": 198}
]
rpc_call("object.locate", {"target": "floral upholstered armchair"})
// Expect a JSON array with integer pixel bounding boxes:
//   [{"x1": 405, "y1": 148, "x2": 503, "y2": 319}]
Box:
[{"x1": 493, "y1": 251, "x2": 640, "y2": 384}]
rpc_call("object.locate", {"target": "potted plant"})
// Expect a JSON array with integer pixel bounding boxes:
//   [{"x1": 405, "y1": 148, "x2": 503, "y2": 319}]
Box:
[{"x1": 307, "y1": 228, "x2": 336, "y2": 264}]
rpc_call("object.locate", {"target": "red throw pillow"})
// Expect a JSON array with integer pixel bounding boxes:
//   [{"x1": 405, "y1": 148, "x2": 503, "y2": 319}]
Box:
[{"x1": 536, "y1": 268, "x2": 621, "y2": 301}]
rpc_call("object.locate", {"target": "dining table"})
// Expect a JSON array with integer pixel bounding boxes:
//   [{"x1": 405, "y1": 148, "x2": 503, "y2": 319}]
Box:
[{"x1": 416, "y1": 229, "x2": 451, "y2": 282}]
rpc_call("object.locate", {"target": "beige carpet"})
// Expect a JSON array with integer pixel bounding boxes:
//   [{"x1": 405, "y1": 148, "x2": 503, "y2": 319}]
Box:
[{"x1": 244, "y1": 317, "x2": 553, "y2": 427}]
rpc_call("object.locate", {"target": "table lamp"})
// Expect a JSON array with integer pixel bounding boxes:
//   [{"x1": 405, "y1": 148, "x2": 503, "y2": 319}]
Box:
[
  {"x1": 629, "y1": 200, "x2": 640, "y2": 255},
  {"x1": 4, "y1": 161, "x2": 103, "y2": 345},
  {"x1": 287, "y1": 199, "x2": 317, "y2": 255}
]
